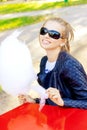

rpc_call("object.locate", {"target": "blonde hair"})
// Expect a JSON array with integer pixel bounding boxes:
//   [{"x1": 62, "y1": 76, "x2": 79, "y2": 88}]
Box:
[{"x1": 43, "y1": 17, "x2": 74, "y2": 52}]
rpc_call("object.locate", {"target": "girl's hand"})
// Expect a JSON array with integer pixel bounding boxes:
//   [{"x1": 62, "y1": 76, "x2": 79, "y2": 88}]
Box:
[{"x1": 46, "y1": 87, "x2": 64, "y2": 106}]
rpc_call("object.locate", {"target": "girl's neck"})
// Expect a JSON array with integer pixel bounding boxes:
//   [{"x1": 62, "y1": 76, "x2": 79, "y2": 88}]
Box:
[{"x1": 46, "y1": 48, "x2": 61, "y2": 62}]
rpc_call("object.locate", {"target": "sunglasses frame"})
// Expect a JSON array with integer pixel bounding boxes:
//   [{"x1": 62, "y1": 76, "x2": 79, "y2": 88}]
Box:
[{"x1": 40, "y1": 27, "x2": 62, "y2": 39}]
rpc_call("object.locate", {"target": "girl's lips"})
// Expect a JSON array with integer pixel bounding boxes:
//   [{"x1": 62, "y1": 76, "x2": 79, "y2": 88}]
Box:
[{"x1": 42, "y1": 39, "x2": 51, "y2": 45}]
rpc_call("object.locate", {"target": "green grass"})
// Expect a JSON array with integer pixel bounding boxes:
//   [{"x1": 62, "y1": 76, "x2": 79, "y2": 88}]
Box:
[
  {"x1": 0, "y1": 15, "x2": 47, "y2": 31},
  {"x1": 0, "y1": 0, "x2": 87, "y2": 14},
  {"x1": 0, "y1": 86, "x2": 2, "y2": 92}
]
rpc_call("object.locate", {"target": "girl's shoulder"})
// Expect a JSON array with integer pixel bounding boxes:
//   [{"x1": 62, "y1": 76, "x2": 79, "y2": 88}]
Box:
[
  {"x1": 59, "y1": 51, "x2": 86, "y2": 73},
  {"x1": 59, "y1": 51, "x2": 81, "y2": 65}
]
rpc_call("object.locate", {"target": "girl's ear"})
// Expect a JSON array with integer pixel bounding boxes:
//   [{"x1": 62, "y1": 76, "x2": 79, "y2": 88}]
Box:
[
  {"x1": 60, "y1": 38, "x2": 67, "y2": 46},
  {"x1": 60, "y1": 43, "x2": 65, "y2": 47}
]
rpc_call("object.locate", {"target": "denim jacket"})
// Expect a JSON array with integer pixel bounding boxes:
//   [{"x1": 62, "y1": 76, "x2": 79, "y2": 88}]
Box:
[{"x1": 37, "y1": 51, "x2": 87, "y2": 109}]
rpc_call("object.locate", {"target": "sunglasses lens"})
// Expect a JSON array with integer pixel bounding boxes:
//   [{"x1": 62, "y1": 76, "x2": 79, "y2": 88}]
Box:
[
  {"x1": 40, "y1": 27, "x2": 47, "y2": 35},
  {"x1": 49, "y1": 30, "x2": 60, "y2": 39},
  {"x1": 40, "y1": 27, "x2": 61, "y2": 39}
]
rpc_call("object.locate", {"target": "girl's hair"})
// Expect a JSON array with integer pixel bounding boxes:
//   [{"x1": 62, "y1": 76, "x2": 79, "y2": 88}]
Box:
[{"x1": 43, "y1": 17, "x2": 74, "y2": 52}]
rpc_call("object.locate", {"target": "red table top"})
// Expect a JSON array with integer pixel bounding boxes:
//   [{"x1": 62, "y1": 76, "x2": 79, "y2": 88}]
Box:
[{"x1": 0, "y1": 103, "x2": 87, "y2": 130}]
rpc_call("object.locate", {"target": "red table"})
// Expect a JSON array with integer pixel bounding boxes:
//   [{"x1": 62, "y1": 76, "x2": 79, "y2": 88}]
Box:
[{"x1": 0, "y1": 103, "x2": 87, "y2": 130}]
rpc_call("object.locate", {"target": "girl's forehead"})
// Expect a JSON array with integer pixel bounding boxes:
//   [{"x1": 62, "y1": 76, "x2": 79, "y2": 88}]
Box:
[{"x1": 44, "y1": 20, "x2": 64, "y2": 32}]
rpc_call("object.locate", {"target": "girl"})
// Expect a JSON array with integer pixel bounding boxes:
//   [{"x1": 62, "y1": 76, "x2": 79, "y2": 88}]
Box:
[{"x1": 37, "y1": 17, "x2": 87, "y2": 109}]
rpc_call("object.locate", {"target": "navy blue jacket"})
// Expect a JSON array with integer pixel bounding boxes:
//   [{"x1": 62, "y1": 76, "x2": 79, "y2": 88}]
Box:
[{"x1": 37, "y1": 51, "x2": 87, "y2": 109}]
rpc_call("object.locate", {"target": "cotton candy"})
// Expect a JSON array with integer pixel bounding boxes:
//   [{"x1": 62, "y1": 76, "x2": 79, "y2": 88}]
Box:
[
  {"x1": 0, "y1": 30, "x2": 48, "y2": 110},
  {"x1": 0, "y1": 30, "x2": 36, "y2": 96}
]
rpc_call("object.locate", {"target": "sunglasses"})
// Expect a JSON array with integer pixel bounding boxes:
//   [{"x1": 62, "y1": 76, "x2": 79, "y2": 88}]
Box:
[{"x1": 40, "y1": 27, "x2": 62, "y2": 39}]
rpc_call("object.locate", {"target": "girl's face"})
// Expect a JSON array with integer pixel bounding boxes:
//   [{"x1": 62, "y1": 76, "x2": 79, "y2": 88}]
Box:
[{"x1": 39, "y1": 20, "x2": 65, "y2": 51}]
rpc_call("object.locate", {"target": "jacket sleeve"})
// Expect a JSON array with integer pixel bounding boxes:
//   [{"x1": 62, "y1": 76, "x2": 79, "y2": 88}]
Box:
[{"x1": 62, "y1": 57, "x2": 87, "y2": 109}]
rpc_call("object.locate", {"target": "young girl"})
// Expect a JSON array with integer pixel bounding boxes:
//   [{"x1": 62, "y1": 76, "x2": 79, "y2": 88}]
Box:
[{"x1": 37, "y1": 17, "x2": 87, "y2": 109}]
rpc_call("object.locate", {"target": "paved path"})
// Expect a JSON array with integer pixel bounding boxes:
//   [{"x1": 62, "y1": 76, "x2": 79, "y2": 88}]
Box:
[{"x1": 0, "y1": 4, "x2": 87, "y2": 115}]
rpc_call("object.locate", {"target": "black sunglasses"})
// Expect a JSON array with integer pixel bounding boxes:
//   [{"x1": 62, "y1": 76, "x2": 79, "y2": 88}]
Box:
[{"x1": 40, "y1": 27, "x2": 62, "y2": 39}]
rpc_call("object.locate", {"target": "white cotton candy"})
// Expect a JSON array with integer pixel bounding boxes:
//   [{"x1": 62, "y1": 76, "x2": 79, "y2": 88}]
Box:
[
  {"x1": 0, "y1": 30, "x2": 36, "y2": 96},
  {"x1": 0, "y1": 30, "x2": 48, "y2": 110}
]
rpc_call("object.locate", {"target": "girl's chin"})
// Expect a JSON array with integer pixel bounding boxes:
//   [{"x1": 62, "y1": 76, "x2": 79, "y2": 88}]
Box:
[{"x1": 41, "y1": 45, "x2": 50, "y2": 49}]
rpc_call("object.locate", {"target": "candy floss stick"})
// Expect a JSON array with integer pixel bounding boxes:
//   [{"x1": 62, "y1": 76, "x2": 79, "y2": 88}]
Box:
[{"x1": 29, "y1": 85, "x2": 48, "y2": 111}]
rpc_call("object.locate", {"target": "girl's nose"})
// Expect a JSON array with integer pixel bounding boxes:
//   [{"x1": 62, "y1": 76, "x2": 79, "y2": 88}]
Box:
[{"x1": 44, "y1": 33, "x2": 49, "y2": 38}]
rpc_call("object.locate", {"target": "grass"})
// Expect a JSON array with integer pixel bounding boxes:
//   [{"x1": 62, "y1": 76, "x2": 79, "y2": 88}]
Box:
[
  {"x1": 0, "y1": 0, "x2": 87, "y2": 31},
  {"x1": 0, "y1": 0, "x2": 87, "y2": 14},
  {"x1": 0, "y1": 86, "x2": 2, "y2": 92},
  {"x1": 0, "y1": 15, "x2": 47, "y2": 31}
]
